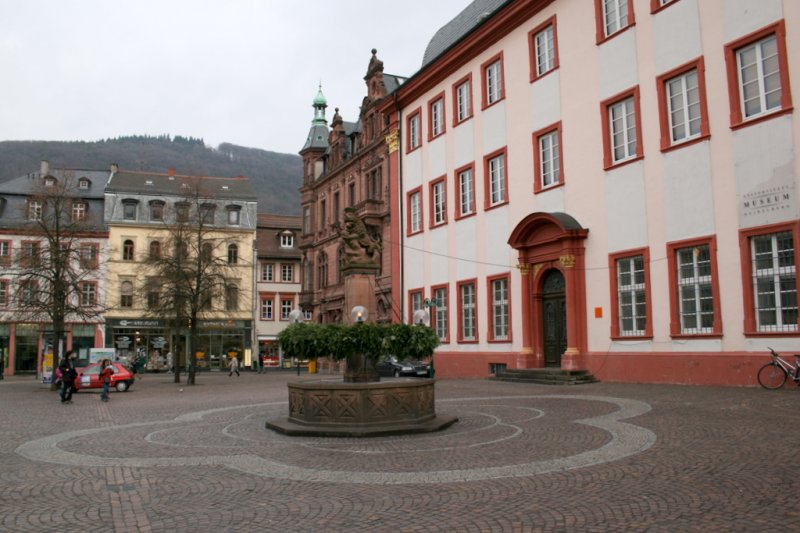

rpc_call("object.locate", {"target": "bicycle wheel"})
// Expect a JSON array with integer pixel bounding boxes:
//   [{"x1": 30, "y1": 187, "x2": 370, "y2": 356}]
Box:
[{"x1": 757, "y1": 362, "x2": 787, "y2": 389}]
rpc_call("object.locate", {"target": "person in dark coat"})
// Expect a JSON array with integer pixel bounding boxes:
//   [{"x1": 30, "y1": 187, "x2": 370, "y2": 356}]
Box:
[{"x1": 58, "y1": 350, "x2": 78, "y2": 404}]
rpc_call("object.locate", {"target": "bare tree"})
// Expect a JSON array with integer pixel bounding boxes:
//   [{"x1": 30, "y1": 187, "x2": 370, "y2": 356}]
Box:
[
  {"x1": 144, "y1": 182, "x2": 248, "y2": 385},
  {"x1": 13, "y1": 172, "x2": 106, "y2": 386}
]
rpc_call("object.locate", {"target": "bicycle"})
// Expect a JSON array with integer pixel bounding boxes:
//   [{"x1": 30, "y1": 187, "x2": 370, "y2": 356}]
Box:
[{"x1": 757, "y1": 347, "x2": 800, "y2": 389}]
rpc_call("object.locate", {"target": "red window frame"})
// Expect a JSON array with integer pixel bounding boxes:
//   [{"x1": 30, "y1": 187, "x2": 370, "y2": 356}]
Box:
[
  {"x1": 650, "y1": 0, "x2": 681, "y2": 14},
  {"x1": 481, "y1": 52, "x2": 505, "y2": 110},
  {"x1": 600, "y1": 86, "x2": 644, "y2": 170},
  {"x1": 454, "y1": 162, "x2": 476, "y2": 220},
  {"x1": 79, "y1": 243, "x2": 100, "y2": 269},
  {"x1": 259, "y1": 292, "x2": 275, "y2": 321},
  {"x1": 431, "y1": 283, "x2": 450, "y2": 344},
  {"x1": 738, "y1": 221, "x2": 800, "y2": 336},
  {"x1": 532, "y1": 121, "x2": 564, "y2": 194},
  {"x1": 594, "y1": 0, "x2": 636, "y2": 44},
  {"x1": 0, "y1": 240, "x2": 11, "y2": 266},
  {"x1": 528, "y1": 15, "x2": 559, "y2": 83},
  {"x1": 486, "y1": 272, "x2": 512, "y2": 343},
  {"x1": 451, "y1": 73, "x2": 473, "y2": 126},
  {"x1": 656, "y1": 57, "x2": 710, "y2": 152},
  {"x1": 666, "y1": 235, "x2": 722, "y2": 338},
  {"x1": 608, "y1": 247, "x2": 653, "y2": 340},
  {"x1": 20, "y1": 240, "x2": 41, "y2": 267},
  {"x1": 724, "y1": 20, "x2": 793, "y2": 129},
  {"x1": 406, "y1": 186, "x2": 423, "y2": 236},
  {"x1": 483, "y1": 147, "x2": 509, "y2": 211},
  {"x1": 408, "y1": 288, "x2": 424, "y2": 324},
  {"x1": 427, "y1": 91, "x2": 446, "y2": 141},
  {"x1": 406, "y1": 107, "x2": 422, "y2": 153},
  {"x1": 279, "y1": 295, "x2": 296, "y2": 321},
  {"x1": 0, "y1": 279, "x2": 10, "y2": 308},
  {"x1": 428, "y1": 176, "x2": 447, "y2": 228},
  {"x1": 456, "y1": 278, "x2": 479, "y2": 344},
  {"x1": 78, "y1": 281, "x2": 98, "y2": 307}
]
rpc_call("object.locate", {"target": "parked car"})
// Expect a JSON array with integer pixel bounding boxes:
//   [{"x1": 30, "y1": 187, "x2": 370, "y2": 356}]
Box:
[
  {"x1": 376, "y1": 356, "x2": 430, "y2": 377},
  {"x1": 73, "y1": 362, "x2": 135, "y2": 393}
]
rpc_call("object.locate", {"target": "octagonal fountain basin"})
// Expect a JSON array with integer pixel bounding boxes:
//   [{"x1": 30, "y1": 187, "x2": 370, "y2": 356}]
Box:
[{"x1": 265, "y1": 378, "x2": 458, "y2": 438}]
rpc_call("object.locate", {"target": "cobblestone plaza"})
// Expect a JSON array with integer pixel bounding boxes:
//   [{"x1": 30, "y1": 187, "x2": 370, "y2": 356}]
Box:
[{"x1": 1, "y1": 372, "x2": 798, "y2": 532}]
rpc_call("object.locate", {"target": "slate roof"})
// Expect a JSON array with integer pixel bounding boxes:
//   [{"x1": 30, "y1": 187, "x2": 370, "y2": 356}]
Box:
[
  {"x1": 421, "y1": 0, "x2": 512, "y2": 68},
  {"x1": 383, "y1": 74, "x2": 406, "y2": 94},
  {"x1": 302, "y1": 124, "x2": 330, "y2": 152},
  {"x1": 256, "y1": 213, "x2": 302, "y2": 259},
  {"x1": 106, "y1": 170, "x2": 257, "y2": 201}
]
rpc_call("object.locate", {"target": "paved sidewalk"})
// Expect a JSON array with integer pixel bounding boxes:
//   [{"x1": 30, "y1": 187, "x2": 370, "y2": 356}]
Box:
[{"x1": 1, "y1": 371, "x2": 798, "y2": 532}]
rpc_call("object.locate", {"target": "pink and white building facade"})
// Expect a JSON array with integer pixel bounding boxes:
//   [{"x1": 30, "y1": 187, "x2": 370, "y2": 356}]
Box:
[{"x1": 381, "y1": 0, "x2": 800, "y2": 385}]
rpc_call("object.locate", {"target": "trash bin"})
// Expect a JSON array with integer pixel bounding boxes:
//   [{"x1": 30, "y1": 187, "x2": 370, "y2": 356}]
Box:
[{"x1": 308, "y1": 360, "x2": 317, "y2": 374}]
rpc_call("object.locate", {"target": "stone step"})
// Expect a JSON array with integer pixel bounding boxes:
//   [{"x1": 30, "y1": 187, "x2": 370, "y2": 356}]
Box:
[{"x1": 491, "y1": 368, "x2": 599, "y2": 385}]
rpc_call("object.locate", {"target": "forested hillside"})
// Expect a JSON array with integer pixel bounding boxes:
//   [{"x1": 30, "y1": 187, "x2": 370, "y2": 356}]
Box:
[{"x1": 0, "y1": 136, "x2": 302, "y2": 215}]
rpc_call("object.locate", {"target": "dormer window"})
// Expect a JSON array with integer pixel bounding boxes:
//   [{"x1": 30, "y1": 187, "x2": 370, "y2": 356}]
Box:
[
  {"x1": 44, "y1": 177, "x2": 56, "y2": 187},
  {"x1": 149, "y1": 200, "x2": 164, "y2": 221},
  {"x1": 122, "y1": 199, "x2": 138, "y2": 221},
  {"x1": 175, "y1": 202, "x2": 190, "y2": 222},
  {"x1": 280, "y1": 232, "x2": 294, "y2": 248},
  {"x1": 200, "y1": 203, "x2": 216, "y2": 224},
  {"x1": 28, "y1": 200, "x2": 43, "y2": 221},
  {"x1": 226, "y1": 205, "x2": 241, "y2": 226},
  {"x1": 78, "y1": 178, "x2": 90, "y2": 189},
  {"x1": 71, "y1": 201, "x2": 87, "y2": 222}
]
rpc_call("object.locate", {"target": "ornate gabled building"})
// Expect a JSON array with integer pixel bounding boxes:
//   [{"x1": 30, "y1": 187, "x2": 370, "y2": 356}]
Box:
[{"x1": 298, "y1": 50, "x2": 405, "y2": 324}]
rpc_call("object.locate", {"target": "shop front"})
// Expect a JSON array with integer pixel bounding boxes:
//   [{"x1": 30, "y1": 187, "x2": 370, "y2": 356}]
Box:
[
  {"x1": 106, "y1": 318, "x2": 172, "y2": 370},
  {"x1": 258, "y1": 337, "x2": 284, "y2": 368},
  {"x1": 196, "y1": 320, "x2": 252, "y2": 371}
]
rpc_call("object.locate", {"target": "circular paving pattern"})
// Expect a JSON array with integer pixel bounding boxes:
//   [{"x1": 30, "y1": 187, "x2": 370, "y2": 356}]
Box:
[{"x1": 16, "y1": 394, "x2": 655, "y2": 485}]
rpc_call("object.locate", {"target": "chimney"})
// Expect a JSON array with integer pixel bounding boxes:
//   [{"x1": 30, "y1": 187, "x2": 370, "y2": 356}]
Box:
[
  {"x1": 110, "y1": 163, "x2": 119, "y2": 174},
  {"x1": 40, "y1": 160, "x2": 49, "y2": 177},
  {"x1": 167, "y1": 167, "x2": 176, "y2": 177}
]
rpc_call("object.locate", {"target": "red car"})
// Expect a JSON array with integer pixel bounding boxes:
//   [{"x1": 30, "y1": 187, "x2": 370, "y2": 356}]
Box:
[{"x1": 73, "y1": 362, "x2": 136, "y2": 393}]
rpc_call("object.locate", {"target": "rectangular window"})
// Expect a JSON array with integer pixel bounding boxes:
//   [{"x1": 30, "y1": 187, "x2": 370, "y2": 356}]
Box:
[
  {"x1": 456, "y1": 164, "x2": 475, "y2": 219},
  {"x1": 21, "y1": 241, "x2": 40, "y2": 267},
  {"x1": 529, "y1": 17, "x2": 558, "y2": 81},
  {"x1": 482, "y1": 54, "x2": 504, "y2": 108},
  {"x1": 428, "y1": 94, "x2": 445, "y2": 139},
  {"x1": 602, "y1": 87, "x2": 642, "y2": 168},
  {"x1": 596, "y1": 0, "x2": 633, "y2": 42},
  {"x1": 80, "y1": 281, "x2": 97, "y2": 307},
  {"x1": 281, "y1": 264, "x2": 294, "y2": 283},
  {"x1": 407, "y1": 188, "x2": 423, "y2": 235},
  {"x1": 609, "y1": 248, "x2": 652, "y2": 338},
  {"x1": 725, "y1": 21, "x2": 791, "y2": 127},
  {"x1": 0, "y1": 241, "x2": 10, "y2": 265},
  {"x1": 79, "y1": 244, "x2": 99, "y2": 269},
  {"x1": 150, "y1": 202, "x2": 164, "y2": 221},
  {"x1": 281, "y1": 298, "x2": 293, "y2": 320},
  {"x1": 458, "y1": 280, "x2": 477, "y2": 342},
  {"x1": 348, "y1": 182, "x2": 356, "y2": 206},
  {"x1": 28, "y1": 200, "x2": 42, "y2": 221},
  {"x1": 751, "y1": 231, "x2": 797, "y2": 332},
  {"x1": 319, "y1": 200, "x2": 326, "y2": 231},
  {"x1": 533, "y1": 123, "x2": 563, "y2": 193},
  {"x1": 368, "y1": 169, "x2": 381, "y2": 200},
  {"x1": 488, "y1": 274, "x2": 510, "y2": 341},
  {"x1": 261, "y1": 263, "x2": 274, "y2": 282},
  {"x1": 225, "y1": 284, "x2": 239, "y2": 311},
  {"x1": 407, "y1": 110, "x2": 421, "y2": 151},
  {"x1": 333, "y1": 192, "x2": 340, "y2": 224},
  {"x1": 280, "y1": 234, "x2": 294, "y2": 248},
  {"x1": 452, "y1": 75, "x2": 473, "y2": 124},
  {"x1": 71, "y1": 202, "x2": 86, "y2": 222},
  {"x1": 226, "y1": 208, "x2": 240, "y2": 226},
  {"x1": 303, "y1": 206, "x2": 311, "y2": 235},
  {"x1": 433, "y1": 285, "x2": 448, "y2": 342},
  {"x1": 674, "y1": 243, "x2": 716, "y2": 335},
  {"x1": 429, "y1": 178, "x2": 447, "y2": 227},
  {"x1": 146, "y1": 283, "x2": 160, "y2": 309},
  {"x1": 0, "y1": 280, "x2": 8, "y2": 307},
  {"x1": 19, "y1": 280, "x2": 38, "y2": 306},
  {"x1": 409, "y1": 289, "x2": 423, "y2": 324},
  {"x1": 657, "y1": 58, "x2": 710, "y2": 150},
  {"x1": 123, "y1": 202, "x2": 137, "y2": 221},
  {"x1": 484, "y1": 149, "x2": 508, "y2": 209},
  {"x1": 260, "y1": 296, "x2": 274, "y2": 320}
]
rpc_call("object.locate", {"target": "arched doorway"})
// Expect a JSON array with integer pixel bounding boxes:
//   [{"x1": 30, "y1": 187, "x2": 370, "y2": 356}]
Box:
[
  {"x1": 542, "y1": 269, "x2": 566, "y2": 367},
  {"x1": 508, "y1": 212, "x2": 589, "y2": 370}
]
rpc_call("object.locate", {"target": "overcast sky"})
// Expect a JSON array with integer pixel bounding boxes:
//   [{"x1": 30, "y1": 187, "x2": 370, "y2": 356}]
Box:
[{"x1": 0, "y1": 0, "x2": 471, "y2": 155}]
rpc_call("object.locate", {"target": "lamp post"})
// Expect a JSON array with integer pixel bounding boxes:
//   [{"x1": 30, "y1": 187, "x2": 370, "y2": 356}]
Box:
[
  {"x1": 414, "y1": 303, "x2": 435, "y2": 379},
  {"x1": 288, "y1": 309, "x2": 304, "y2": 375},
  {"x1": 350, "y1": 305, "x2": 368, "y2": 323}
]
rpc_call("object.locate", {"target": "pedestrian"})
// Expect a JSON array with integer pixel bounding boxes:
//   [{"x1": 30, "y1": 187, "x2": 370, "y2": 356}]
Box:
[
  {"x1": 228, "y1": 355, "x2": 240, "y2": 377},
  {"x1": 99, "y1": 359, "x2": 114, "y2": 402},
  {"x1": 166, "y1": 351, "x2": 173, "y2": 373},
  {"x1": 58, "y1": 350, "x2": 78, "y2": 404}
]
